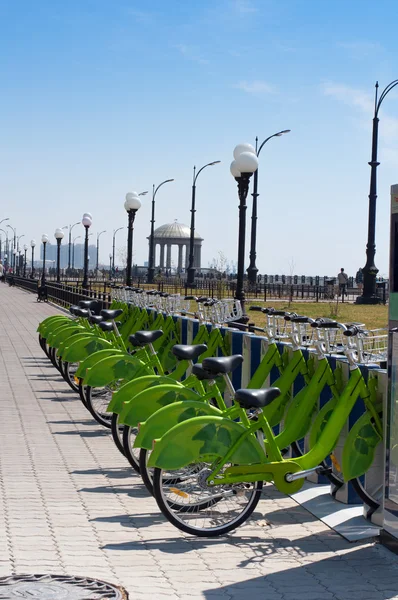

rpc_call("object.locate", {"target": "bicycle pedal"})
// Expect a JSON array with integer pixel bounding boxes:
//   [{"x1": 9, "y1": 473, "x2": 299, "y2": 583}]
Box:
[{"x1": 317, "y1": 467, "x2": 332, "y2": 476}]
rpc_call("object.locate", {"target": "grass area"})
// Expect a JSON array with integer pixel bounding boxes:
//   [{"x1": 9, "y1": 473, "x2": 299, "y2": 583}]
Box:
[{"x1": 246, "y1": 300, "x2": 388, "y2": 331}]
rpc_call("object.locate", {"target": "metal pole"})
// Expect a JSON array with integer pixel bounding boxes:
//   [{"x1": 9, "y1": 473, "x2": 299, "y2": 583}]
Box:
[
  {"x1": 187, "y1": 169, "x2": 197, "y2": 284},
  {"x1": 41, "y1": 242, "x2": 47, "y2": 286},
  {"x1": 147, "y1": 184, "x2": 156, "y2": 284},
  {"x1": 56, "y1": 239, "x2": 61, "y2": 283},
  {"x1": 82, "y1": 227, "x2": 89, "y2": 289},
  {"x1": 68, "y1": 227, "x2": 72, "y2": 270},
  {"x1": 234, "y1": 173, "x2": 253, "y2": 321},
  {"x1": 31, "y1": 246, "x2": 35, "y2": 278},
  {"x1": 125, "y1": 209, "x2": 137, "y2": 287},
  {"x1": 23, "y1": 249, "x2": 27, "y2": 277}
]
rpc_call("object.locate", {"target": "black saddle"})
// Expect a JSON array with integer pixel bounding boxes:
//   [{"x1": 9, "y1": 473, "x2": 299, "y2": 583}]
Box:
[
  {"x1": 235, "y1": 387, "x2": 281, "y2": 410},
  {"x1": 192, "y1": 363, "x2": 216, "y2": 381},
  {"x1": 99, "y1": 321, "x2": 114, "y2": 332},
  {"x1": 202, "y1": 355, "x2": 243, "y2": 375},
  {"x1": 69, "y1": 305, "x2": 79, "y2": 316},
  {"x1": 75, "y1": 308, "x2": 89, "y2": 318},
  {"x1": 172, "y1": 344, "x2": 208, "y2": 361},
  {"x1": 90, "y1": 315, "x2": 104, "y2": 325},
  {"x1": 79, "y1": 300, "x2": 98, "y2": 311},
  {"x1": 101, "y1": 309, "x2": 123, "y2": 320},
  {"x1": 132, "y1": 330, "x2": 163, "y2": 346}
]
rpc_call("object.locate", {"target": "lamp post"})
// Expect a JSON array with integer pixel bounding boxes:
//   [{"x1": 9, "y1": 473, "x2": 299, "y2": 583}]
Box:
[
  {"x1": 356, "y1": 80, "x2": 398, "y2": 304},
  {"x1": 67, "y1": 222, "x2": 80, "y2": 271},
  {"x1": 0, "y1": 228, "x2": 8, "y2": 262},
  {"x1": 230, "y1": 143, "x2": 259, "y2": 320},
  {"x1": 124, "y1": 192, "x2": 142, "y2": 286},
  {"x1": 112, "y1": 227, "x2": 123, "y2": 275},
  {"x1": 247, "y1": 130, "x2": 290, "y2": 284},
  {"x1": 0, "y1": 218, "x2": 9, "y2": 227},
  {"x1": 109, "y1": 253, "x2": 112, "y2": 280},
  {"x1": 23, "y1": 245, "x2": 28, "y2": 277},
  {"x1": 54, "y1": 228, "x2": 65, "y2": 283},
  {"x1": 72, "y1": 235, "x2": 81, "y2": 269},
  {"x1": 30, "y1": 240, "x2": 36, "y2": 278},
  {"x1": 12, "y1": 248, "x2": 17, "y2": 273},
  {"x1": 187, "y1": 161, "x2": 220, "y2": 285},
  {"x1": 16, "y1": 235, "x2": 24, "y2": 275},
  {"x1": 82, "y1": 213, "x2": 92, "y2": 289},
  {"x1": 96, "y1": 230, "x2": 106, "y2": 271},
  {"x1": 41, "y1": 234, "x2": 49, "y2": 285},
  {"x1": 147, "y1": 179, "x2": 174, "y2": 283},
  {"x1": 7, "y1": 225, "x2": 16, "y2": 257}
]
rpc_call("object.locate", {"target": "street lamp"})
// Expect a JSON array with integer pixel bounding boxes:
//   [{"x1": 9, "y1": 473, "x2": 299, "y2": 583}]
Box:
[
  {"x1": 54, "y1": 228, "x2": 65, "y2": 283},
  {"x1": 67, "y1": 222, "x2": 80, "y2": 270},
  {"x1": 0, "y1": 228, "x2": 8, "y2": 262},
  {"x1": 23, "y1": 244, "x2": 28, "y2": 277},
  {"x1": 124, "y1": 192, "x2": 142, "y2": 286},
  {"x1": 112, "y1": 227, "x2": 123, "y2": 274},
  {"x1": 0, "y1": 218, "x2": 9, "y2": 227},
  {"x1": 41, "y1": 234, "x2": 49, "y2": 285},
  {"x1": 247, "y1": 130, "x2": 291, "y2": 284},
  {"x1": 7, "y1": 225, "x2": 16, "y2": 257},
  {"x1": 72, "y1": 235, "x2": 81, "y2": 269},
  {"x1": 96, "y1": 230, "x2": 106, "y2": 271},
  {"x1": 187, "y1": 161, "x2": 221, "y2": 285},
  {"x1": 147, "y1": 179, "x2": 174, "y2": 283},
  {"x1": 82, "y1": 213, "x2": 92, "y2": 289},
  {"x1": 356, "y1": 79, "x2": 398, "y2": 304},
  {"x1": 12, "y1": 248, "x2": 17, "y2": 273},
  {"x1": 230, "y1": 143, "x2": 259, "y2": 320},
  {"x1": 109, "y1": 253, "x2": 112, "y2": 280},
  {"x1": 30, "y1": 240, "x2": 36, "y2": 278}
]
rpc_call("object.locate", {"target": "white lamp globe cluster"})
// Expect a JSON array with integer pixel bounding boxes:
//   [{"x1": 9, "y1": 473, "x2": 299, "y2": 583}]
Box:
[
  {"x1": 54, "y1": 228, "x2": 65, "y2": 240},
  {"x1": 82, "y1": 212, "x2": 92, "y2": 228},
  {"x1": 230, "y1": 143, "x2": 259, "y2": 179},
  {"x1": 41, "y1": 234, "x2": 49, "y2": 244},
  {"x1": 124, "y1": 192, "x2": 142, "y2": 212}
]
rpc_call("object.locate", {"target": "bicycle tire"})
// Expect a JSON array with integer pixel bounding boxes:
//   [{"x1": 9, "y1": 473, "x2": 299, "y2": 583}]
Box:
[
  {"x1": 121, "y1": 425, "x2": 140, "y2": 473},
  {"x1": 111, "y1": 413, "x2": 126, "y2": 457},
  {"x1": 153, "y1": 466, "x2": 263, "y2": 537},
  {"x1": 85, "y1": 385, "x2": 113, "y2": 429},
  {"x1": 63, "y1": 362, "x2": 80, "y2": 394},
  {"x1": 78, "y1": 379, "x2": 88, "y2": 407}
]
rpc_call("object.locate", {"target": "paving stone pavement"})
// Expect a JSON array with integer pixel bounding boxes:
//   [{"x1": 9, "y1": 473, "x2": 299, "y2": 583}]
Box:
[{"x1": 1, "y1": 284, "x2": 398, "y2": 599}]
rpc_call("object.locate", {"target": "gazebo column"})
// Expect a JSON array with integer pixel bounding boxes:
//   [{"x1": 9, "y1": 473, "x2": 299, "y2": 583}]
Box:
[
  {"x1": 177, "y1": 244, "x2": 183, "y2": 272},
  {"x1": 159, "y1": 244, "x2": 165, "y2": 269},
  {"x1": 166, "y1": 244, "x2": 172, "y2": 270}
]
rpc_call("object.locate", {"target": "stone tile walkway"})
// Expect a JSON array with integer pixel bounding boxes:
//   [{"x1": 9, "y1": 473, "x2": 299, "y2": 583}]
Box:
[{"x1": 0, "y1": 283, "x2": 398, "y2": 599}]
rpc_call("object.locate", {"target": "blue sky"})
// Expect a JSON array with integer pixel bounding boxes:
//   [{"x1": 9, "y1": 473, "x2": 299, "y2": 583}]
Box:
[{"x1": 1, "y1": 0, "x2": 397, "y2": 277}]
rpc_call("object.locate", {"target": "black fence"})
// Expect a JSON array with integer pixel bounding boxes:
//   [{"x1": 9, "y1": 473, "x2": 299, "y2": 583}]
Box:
[{"x1": 8, "y1": 276, "x2": 112, "y2": 310}]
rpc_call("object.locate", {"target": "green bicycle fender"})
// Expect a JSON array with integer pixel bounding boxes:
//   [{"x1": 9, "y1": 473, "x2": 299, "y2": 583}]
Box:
[
  {"x1": 39, "y1": 317, "x2": 71, "y2": 338},
  {"x1": 61, "y1": 336, "x2": 114, "y2": 363},
  {"x1": 38, "y1": 316, "x2": 69, "y2": 335},
  {"x1": 118, "y1": 385, "x2": 199, "y2": 428},
  {"x1": 147, "y1": 416, "x2": 264, "y2": 470},
  {"x1": 75, "y1": 349, "x2": 124, "y2": 378},
  {"x1": 48, "y1": 324, "x2": 87, "y2": 348},
  {"x1": 57, "y1": 332, "x2": 96, "y2": 358},
  {"x1": 342, "y1": 411, "x2": 382, "y2": 481},
  {"x1": 108, "y1": 375, "x2": 184, "y2": 414},
  {"x1": 274, "y1": 386, "x2": 317, "y2": 449},
  {"x1": 308, "y1": 397, "x2": 338, "y2": 450},
  {"x1": 83, "y1": 354, "x2": 149, "y2": 388},
  {"x1": 134, "y1": 400, "x2": 223, "y2": 450}
]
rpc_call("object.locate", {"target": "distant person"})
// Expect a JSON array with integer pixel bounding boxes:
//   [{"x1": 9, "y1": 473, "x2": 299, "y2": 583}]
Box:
[
  {"x1": 337, "y1": 268, "x2": 348, "y2": 296},
  {"x1": 355, "y1": 268, "x2": 363, "y2": 291},
  {"x1": 0, "y1": 261, "x2": 3, "y2": 282}
]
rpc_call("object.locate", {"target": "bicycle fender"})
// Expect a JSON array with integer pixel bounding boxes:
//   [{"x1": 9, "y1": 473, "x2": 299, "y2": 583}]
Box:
[
  {"x1": 108, "y1": 375, "x2": 184, "y2": 414},
  {"x1": 75, "y1": 349, "x2": 124, "y2": 378},
  {"x1": 61, "y1": 336, "x2": 114, "y2": 363},
  {"x1": 84, "y1": 354, "x2": 148, "y2": 387},
  {"x1": 134, "y1": 400, "x2": 223, "y2": 450},
  {"x1": 118, "y1": 385, "x2": 199, "y2": 428},
  {"x1": 147, "y1": 416, "x2": 264, "y2": 471},
  {"x1": 342, "y1": 411, "x2": 382, "y2": 481},
  {"x1": 57, "y1": 332, "x2": 96, "y2": 358},
  {"x1": 43, "y1": 320, "x2": 76, "y2": 343},
  {"x1": 308, "y1": 397, "x2": 338, "y2": 450},
  {"x1": 47, "y1": 324, "x2": 87, "y2": 348},
  {"x1": 38, "y1": 316, "x2": 69, "y2": 336}
]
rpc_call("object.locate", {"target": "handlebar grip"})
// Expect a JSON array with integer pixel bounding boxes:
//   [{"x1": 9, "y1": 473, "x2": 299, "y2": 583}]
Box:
[
  {"x1": 249, "y1": 306, "x2": 264, "y2": 312},
  {"x1": 197, "y1": 296, "x2": 210, "y2": 303},
  {"x1": 310, "y1": 318, "x2": 339, "y2": 329},
  {"x1": 267, "y1": 309, "x2": 288, "y2": 316},
  {"x1": 290, "y1": 315, "x2": 311, "y2": 323},
  {"x1": 184, "y1": 295, "x2": 198, "y2": 300},
  {"x1": 343, "y1": 326, "x2": 363, "y2": 337}
]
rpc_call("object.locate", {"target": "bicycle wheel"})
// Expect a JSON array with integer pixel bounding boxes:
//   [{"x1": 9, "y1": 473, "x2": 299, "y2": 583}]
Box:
[
  {"x1": 139, "y1": 448, "x2": 154, "y2": 495},
  {"x1": 111, "y1": 413, "x2": 126, "y2": 457},
  {"x1": 122, "y1": 425, "x2": 140, "y2": 473},
  {"x1": 152, "y1": 463, "x2": 263, "y2": 537},
  {"x1": 49, "y1": 346, "x2": 61, "y2": 372},
  {"x1": 63, "y1": 361, "x2": 80, "y2": 394},
  {"x1": 78, "y1": 379, "x2": 88, "y2": 407},
  {"x1": 85, "y1": 385, "x2": 116, "y2": 428}
]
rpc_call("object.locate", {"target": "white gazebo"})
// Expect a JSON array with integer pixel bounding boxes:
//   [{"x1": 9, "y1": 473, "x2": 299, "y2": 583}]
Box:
[{"x1": 148, "y1": 221, "x2": 203, "y2": 272}]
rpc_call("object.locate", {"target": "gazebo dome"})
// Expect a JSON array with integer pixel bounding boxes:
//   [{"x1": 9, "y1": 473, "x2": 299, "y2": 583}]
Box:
[{"x1": 152, "y1": 221, "x2": 203, "y2": 241}]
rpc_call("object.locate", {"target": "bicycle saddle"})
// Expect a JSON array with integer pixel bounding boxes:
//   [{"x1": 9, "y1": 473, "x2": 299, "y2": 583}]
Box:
[
  {"x1": 89, "y1": 315, "x2": 104, "y2": 325},
  {"x1": 78, "y1": 300, "x2": 98, "y2": 310},
  {"x1": 235, "y1": 387, "x2": 281, "y2": 410},
  {"x1": 192, "y1": 363, "x2": 217, "y2": 381},
  {"x1": 100, "y1": 309, "x2": 123, "y2": 320},
  {"x1": 99, "y1": 321, "x2": 116, "y2": 332},
  {"x1": 69, "y1": 305, "x2": 79, "y2": 316},
  {"x1": 133, "y1": 330, "x2": 163, "y2": 345},
  {"x1": 74, "y1": 308, "x2": 89, "y2": 318},
  {"x1": 202, "y1": 355, "x2": 243, "y2": 375},
  {"x1": 172, "y1": 344, "x2": 208, "y2": 361}
]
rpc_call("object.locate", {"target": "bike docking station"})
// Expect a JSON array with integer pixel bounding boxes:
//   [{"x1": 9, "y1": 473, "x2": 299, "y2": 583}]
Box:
[{"x1": 382, "y1": 183, "x2": 398, "y2": 552}]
